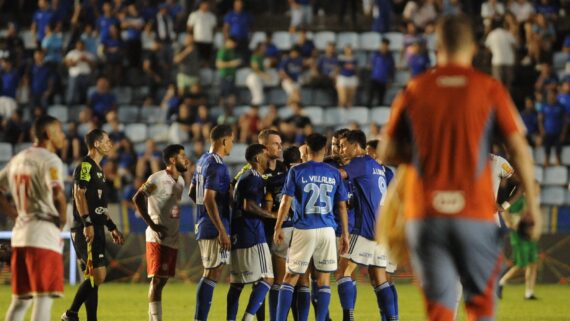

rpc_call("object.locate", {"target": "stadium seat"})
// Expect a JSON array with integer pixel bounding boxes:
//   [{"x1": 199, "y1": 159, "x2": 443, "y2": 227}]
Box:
[
  {"x1": 564, "y1": 190, "x2": 570, "y2": 206},
  {"x1": 132, "y1": 86, "x2": 150, "y2": 103},
  {"x1": 534, "y1": 165, "x2": 544, "y2": 183},
  {"x1": 314, "y1": 31, "x2": 336, "y2": 50},
  {"x1": 541, "y1": 186, "x2": 565, "y2": 205},
  {"x1": 47, "y1": 105, "x2": 69, "y2": 122},
  {"x1": 371, "y1": 107, "x2": 391, "y2": 125},
  {"x1": 359, "y1": 32, "x2": 381, "y2": 51},
  {"x1": 249, "y1": 31, "x2": 267, "y2": 49},
  {"x1": 236, "y1": 68, "x2": 251, "y2": 87},
  {"x1": 234, "y1": 105, "x2": 251, "y2": 117},
  {"x1": 314, "y1": 89, "x2": 335, "y2": 106},
  {"x1": 125, "y1": 124, "x2": 148, "y2": 143},
  {"x1": 264, "y1": 69, "x2": 280, "y2": 87},
  {"x1": 383, "y1": 32, "x2": 404, "y2": 51},
  {"x1": 273, "y1": 31, "x2": 292, "y2": 51},
  {"x1": 278, "y1": 106, "x2": 294, "y2": 119},
  {"x1": 0, "y1": 142, "x2": 13, "y2": 162},
  {"x1": 355, "y1": 51, "x2": 368, "y2": 67},
  {"x1": 148, "y1": 124, "x2": 169, "y2": 143},
  {"x1": 395, "y1": 70, "x2": 410, "y2": 86},
  {"x1": 200, "y1": 68, "x2": 215, "y2": 86},
  {"x1": 534, "y1": 147, "x2": 557, "y2": 165},
  {"x1": 324, "y1": 107, "x2": 344, "y2": 126},
  {"x1": 336, "y1": 32, "x2": 359, "y2": 50},
  {"x1": 140, "y1": 107, "x2": 164, "y2": 124},
  {"x1": 300, "y1": 88, "x2": 314, "y2": 105},
  {"x1": 304, "y1": 106, "x2": 324, "y2": 126},
  {"x1": 561, "y1": 146, "x2": 570, "y2": 165},
  {"x1": 114, "y1": 87, "x2": 133, "y2": 105},
  {"x1": 21, "y1": 30, "x2": 35, "y2": 49},
  {"x1": 14, "y1": 143, "x2": 32, "y2": 154},
  {"x1": 214, "y1": 31, "x2": 224, "y2": 49},
  {"x1": 269, "y1": 88, "x2": 288, "y2": 105},
  {"x1": 226, "y1": 143, "x2": 248, "y2": 164},
  {"x1": 384, "y1": 87, "x2": 402, "y2": 105},
  {"x1": 543, "y1": 166, "x2": 568, "y2": 186},
  {"x1": 69, "y1": 106, "x2": 86, "y2": 122},
  {"x1": 553, "y1": 51, "x2": 566, "y2": 71},
  {"x1": 238, "y1": 89, "x2": 252, "y2": 105},
  {"x1": 118, "y1": 106, "x2": 140, "y2": 123},
  {"x1": 78, "y1": 123, "x2": 91, "y2": 137},
  {"x1": 345, "y1": 106, "x2": 370, "y2": 125}
]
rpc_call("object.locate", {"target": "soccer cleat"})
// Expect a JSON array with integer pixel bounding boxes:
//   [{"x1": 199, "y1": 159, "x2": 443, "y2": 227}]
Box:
[
  {"x1": 525, "y1": 295, "x2": 539, "y2": 300},
  {"x1": 61, "y1": 311, "x2": 79, "y2": 321},
  {"x1": 497, "y1": 285, "x2": 503, "y2": 299}
]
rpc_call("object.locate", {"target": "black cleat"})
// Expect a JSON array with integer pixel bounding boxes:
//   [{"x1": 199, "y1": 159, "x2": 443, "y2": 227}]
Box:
[
  {"x1": 497, "y1": 285, "x2": 503, "y2": 299},
  {"x1": 61, "y1": 311, "x2": 79, "y2": 321},
  {"x1": 525, "y1": 294, "x2": 539, "y2": 300}
]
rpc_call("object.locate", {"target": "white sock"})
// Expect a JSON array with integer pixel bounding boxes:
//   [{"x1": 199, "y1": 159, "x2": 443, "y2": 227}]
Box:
[
  {"x1": 5, "y1": 297, "x2": 32, "y2": 321},
  {"x1": 30, "y1": 296, "x2": 53, "y2": 321},
  {"x1": 242, "y1": 313, "x2": 255, "y2": 321},
  {"x1": 149, "y1": 301, "x2": 162, "y2": 321},
  {"x1": 525, "y1": 289, "x2": 534, "y2": 298}
]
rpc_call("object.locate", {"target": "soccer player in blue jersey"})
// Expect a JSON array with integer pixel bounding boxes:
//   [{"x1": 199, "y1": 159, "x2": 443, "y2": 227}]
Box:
[
  {"x1": 337, "y1": 130, "x2": 398, "y2": 321},
  {"x1": 189, "y1": 124, "x2": 234, "y2": 321},
  {"x1": 227, "y1": 144, "x2": 276, "y2": 321},
  {"x1": 273, "y1": 133, "x2": 350, "y2": 321}
]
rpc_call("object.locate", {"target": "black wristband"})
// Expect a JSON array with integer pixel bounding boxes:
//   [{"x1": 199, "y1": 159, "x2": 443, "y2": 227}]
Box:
[
  {"x1": 81, "y1": 215, "x2": 93, "y2": 227},
  {"x1": 106, "y1": 218, "x2": 117, "y2": 231}
]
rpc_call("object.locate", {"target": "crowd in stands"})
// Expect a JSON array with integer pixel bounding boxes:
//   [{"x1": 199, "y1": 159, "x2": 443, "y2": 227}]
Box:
[{"x1": 0, "y1": 0, "x2": 569, "y2": 212}]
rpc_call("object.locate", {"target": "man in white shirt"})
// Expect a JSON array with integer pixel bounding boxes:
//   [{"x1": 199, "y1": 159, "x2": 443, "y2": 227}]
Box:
[
  {"x1": 65, "y1": 40, "x2": 95, "y2": 105},
  {"x1": 133, "y1": 144, "x2": 189, "y2": 321},
  {"x1": 509, "y1": 0, "x2": 535, "y2": 23},
  {"x1": 485, "y1": 20, "x2": 517, "y2": 91},
  {"x1": 187, "y1": 0, "x2": 217, "y2": 65},
  {"x1": 481, "y1": 0, "x2": 505, "y2": 20}
]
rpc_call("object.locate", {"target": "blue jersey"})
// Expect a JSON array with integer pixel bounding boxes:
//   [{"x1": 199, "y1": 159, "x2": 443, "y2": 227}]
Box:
[
  {"x1": 193, "y1": 152, "x2": 231, "y2": 240},
  {"x1": 324, "y1": 157, "x2": 355, "y2": 236},
  {"x1": 232, "y1": 169, "x2": 266, "y2": 249},
  {"x1": 344, "y1": 155, "x2": 393, "y2": 240},
  {"x1": 282, "y1": 161, "x2": 348, "y2": 230}
]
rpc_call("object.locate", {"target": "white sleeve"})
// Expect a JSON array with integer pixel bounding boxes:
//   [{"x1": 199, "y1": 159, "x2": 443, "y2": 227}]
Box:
[
  {"x1": 499, "y1": 157, "x2": 515, "y2": 179},
  {"x1": 187, "y1": 12, "x2": 196, "y2": 27},
  {"x1": 45, "y1": 155, "x2": 64, "y2": 189},
  {"x1": 141, "y1": 172, "x2": 160, "y2": 196}
]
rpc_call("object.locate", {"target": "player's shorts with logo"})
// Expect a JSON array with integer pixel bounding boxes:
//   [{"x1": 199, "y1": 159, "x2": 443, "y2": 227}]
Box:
[
  {"x1": 146, "y1": 242, "x2": 178, "y2": 278},
  {"x1": 287, "y1": 227, "x2": 337, "y2": 274},
  {"x1": 347, "y1": 234, "x2": 388, "y2": 268},
  {"x1": 198, "y1": 238, "x2": 230, "y2": 269},
  {"x1": 271, "y1": 226, "x2": 293, "y2": 258},
  {"x1": 71, "y1": 224, "x2": 107, "y2": 270},
  {"x1": 230, "y1": 243, "x2": 274, "y2": 283}
]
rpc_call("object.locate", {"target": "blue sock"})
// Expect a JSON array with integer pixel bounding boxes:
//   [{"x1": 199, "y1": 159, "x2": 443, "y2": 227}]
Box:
[
  {"x1": 310, "y1": 279, "x2": 319, "y2": 320},
  {"x1": 316, "y1": 286, "x2": 332, "y2": 321},
  {"x1": 337, "y1": 277, "x2": 355, "y2": 321},
  {"x1": 390, "y1": 282, "x2": 399, "y2": 318},
  {"x1": 246, "y1": 281, "x2": 271, "y2": 316},
  {"x1": 226, "y1": 283, "x2": 244, "y2": 321},
  {"x1": 276, "y1": 283, "x2": 295, "y2": 321},
  {"x1": 296, "y1": 286, "x2": 311, "y2": 321},
  {"x1": 269, "y1": 284, "x2": 280, "y2": 321},
  {"x1": 375, "y1": 282, "x2": 397, "y2": 321},
  {"x1": 195, "y1": 277, "x2": 217, "y2": 321},
  {"x1": 353, "y1": 280, "x2": 358, "y2": 306},
  {"x1": 291, "y1": 289, "x2": 298, "y2": 321}
]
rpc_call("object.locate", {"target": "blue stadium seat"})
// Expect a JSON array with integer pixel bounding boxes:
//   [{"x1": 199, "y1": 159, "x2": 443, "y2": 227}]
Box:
[
  {"x1": 304, "y1": 106, "x2": 324, "y2": 126},
  {"x1": 561, "y1": 146, "x2": 570, "y2": 166},
  {"x1": 371, "y1": 107, "x2": 391, "y2": 125},
  {"x1": 273, "y1": 31, "x2": 292, "y2": 51},
  {"x1": 78, "y1": 123, "x2": 91, "y2": 137},
  {"x1": 543, "y1": 166, "x2": 568, "y2": 186},
  {"x1": 114, "y1": 87, "x2": 133, "y2": 105},
  {"x1": 359, "y1": 32, "x2": 381, "y2": 51},
  {"x1": 118, "y1": 106, "x2": 140, "y2": 123},
  {"x1": 249, "y1": 31, "x2": 267, "y2": 50},
  {"x1": 553, "y1": 51, "x2": 566, "y2": 71},
  {"x1": 125, "y1": 124, "x2": 148, "y2": 143},
  {"x1": 15, "y1": 143, "x2": 32, "y2": 154},
  {"x1": 214, "y1": 31, "x2": 224, "y2": 49},
  {"x1": 314, "y1": 31, "x2": 336, "y2": 51},
  {"x1": 140, "y1": 107, "x2": 164, "y2": 124},
  {"x1": 47, "y1": 105, "x2": 69, "y2": 122},
  {"x1": 324, "y1": 107, "x2": 344, "y2": 126},
  {"x1": 264, "y1": 69, "x2": 280, "y2": 87},
  {"x1": 226, "y1": 143, "x2": 248, "y2": 164},
  {"x1": 383, "y1": 32, "x2": 404, "y2": 51},
  {"x1": 21, "y1": 30, "x2": 35, "y2": 49},
  {"x1": 0, "y1": 142, "x2": 13, "y2": 162},
  {"x1": 236, "y1": 68, "x2": 251, "y2": 87},
  {"x1": 383, "y1": 87, "x2": 402, "y2": 105},
  {"x1": 235, "y1": 105, "x2": 251, "y2": 117},
  {"x1": 345, "y1": 106, "x2": 370, "y2": 125},
  {"x1": 68, "y1": 105, "x2": 86, "y2": 122},
  {"x1": 200, "y1": 68, "x2": 215, "y2": 86},
  {"x1": 269, "y1": 88, "x2": 288, "y2": 105},
  {"x1": 300, "y1": 88, "x2": 314, "y2": 105},
  {"x1": 314, "y1": 89, "x2": 335, "y2": 106},
  {"x1": 148, "y1": 124, "x2": 169, "y2": 143},
  {"x1": 395, "y1": 70, "x2": 410, "y2": 86},
  {"x1": 534, "y1": 165, "x2": 544, "y2": 184},
  {"x1": 534, "y1": 147, "x2": 557, "y2": 165},
  {"x1": 278, "y1": 106, "x2": 294, "y2": 119},
  {"x1": 337, "y1": 32, "x2": 359, "y2": 50},
  {"x1": 541, "y1": 187, "x2": 565, "y2": 205}
]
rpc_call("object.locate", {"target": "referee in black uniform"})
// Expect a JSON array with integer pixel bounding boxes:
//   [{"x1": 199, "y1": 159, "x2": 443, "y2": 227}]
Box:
[{"x1": 62, "y1": 129, "x2": 125, "y2": 321}]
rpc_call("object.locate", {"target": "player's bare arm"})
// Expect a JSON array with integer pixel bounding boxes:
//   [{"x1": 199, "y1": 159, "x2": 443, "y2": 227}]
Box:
[
  {"x1": 500, "y1": 172, "x2": 523, "y2": 212},
  {"x1": 74, "y1": 183, "x2": 94, "y2": 242},
  {"x1": 132, "y1": 189, "x2": 167, "y2": 240},
  {"x1": 104, "y1": 216, "x2": 125, "y2": 245},
  {"x1": 336, "y1": 200, "x2": 350, "y2": 255},
  {"x1": 273, "y1": 195, "x2": 293, "y2": 246},
  {"x1": 505, "y1": 133, "x2": 542, "y2": 240},
  {"x1": 244, "y1": 198, "x2": 276, "y2": 219},
  {"x1": 203, "y1": 188, "x2": 231, "y2": 250},
  {"x1": 52, "y1": 185, "x2": 67, "y2": 230}
]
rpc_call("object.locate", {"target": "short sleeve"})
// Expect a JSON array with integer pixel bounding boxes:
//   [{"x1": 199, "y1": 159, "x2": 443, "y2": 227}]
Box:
[
  {"x1": 344, "y1": 157, "x2": 366, "y2": 180},
  {"x1": 46, "y1": 156, "x2": 64, "y2": 189},
  {"x1": 494, "y1": 82, "x2": 525, "y2": 137},
  {"x1": 334, "y1": 172, "x2": 349, "y2": 202},
  {"x1": 204, "y1": 163, "x2": 226, "y2": 193},
  {"x1": 500, "y1": 158, "x2": 515, "y2": 179},
  {"x1": 187, "y1": 12, "x2": 195, "y2": 27},
  {"x1": 140, "y1": 173, "x2": 159, "y2": 196},
  {"x1": 282, "y1": 168, "x2": 296, "y2": 197}
]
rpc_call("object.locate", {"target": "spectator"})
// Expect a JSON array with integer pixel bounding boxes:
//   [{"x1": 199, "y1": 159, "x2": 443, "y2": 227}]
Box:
[
  {"x1": 30, "y1": 50, "x2": 57, "y2": 107},
  {"x1": 224, "y1": 0, "x2": 253, "y2": 63},
  {"x1": 309, "y1": 42, "x2": 337, "y2": 102},
  {"x1": 238, "y1": 105, "x2": 261, "y2": 143},
  {"x1": 485, "y1": 19, "x2": 517, "y2": 91},
  {"x1": 558, "y1": 76, "x2": 570, "y2": 116},
  {"x1": 97, "y1": 2, "x2": 120, "y2": 43},
  {"x1": 0, "y1": 59, "x2": 20, "y2": 99},
  {"x1": 174, "y1": 35, "x2": 200, "y2": 95},
  {"x1": 65, "y1": 40, "x2": 95, "y2": 105},
  {"x1": 403, "y1": 0, "x2": 438, "y2": 29},
  {"x1": 481, "y1": 0, "x2": 505, "y2": 21},
  {"x1": 41, "y1": 23, "x2": 64, "y2": 66},
  {"x1": 187, "y1": 0, "x2": 217, "y2": 65},
  {"x1": 442, "y1": 0, "x2": 462, "y2": 15},
  {"x1": 143, "y1": 40, "x2": 166, "y2": 103},
  {"x1": 408, "y1": 42, "x2": 431, "y2": 77},
  {"x1": 88, "y1": 77, "x2": 117, "y2": 122},
  {"x1": 290, "y1": 0, "x2": 314, "y2": 32},
  {"x1": 246, "y1": 43, "x2": 269, "y2": 105},
  {"x1": 102, "y1": 24, "x2": 124, "y2": 85},
  {"x1": 192, "y1": 104, "x2": 214, "y2": 142},
  {"x1": 260, "y1": 104, "x2": 279, "y2": 129},
  {"x1": 521, "y1": 96, "x2": 540, "y2": 146},
  {"x1": 401, "y1": 22, "x2": 425, "y2": 65},
  {"x1": 368, "y1": 39, "x2": 395, "y2": 107},
  {"x1": 121, "y1": 4, "x2": 145, "y2": 68},
  {"x1": 279, "y1": 46, "x2": 304, "y2": 104},
  {"x1": 105, "y1": 110, "x2": 126, "y2": 143},
  {"x1": 216, "y1": 37, "x2": 241, "y2": 108},
  {"x1": 3, "y1": 110, "x2": 30, "y2": 145},
  {"x1": 154, "y1": 3, "x2": 177, "y2": 45},
  {"x1": 164, "y1": 0, "x2": 186, "y2": 28},
  {"x1": 62, "y1": 122, "x2": 86, "y2": 164},
  {"x1": 535, "y1": 63, "x2": 558, "y2": 92},
  {"x1": 564, "y1": 36, "x2": 570, "y2": 73},
  {"x1": 264, "y1": 32, "x2": 280, "y2": 68},
  {"x1": 4, "y1": 23, "x2": 25, "y2": 67},
  {"x1": 295, "y1": 29, "x2": 316, "y2": 60},
  {"x1": 117, "y1": 137, "x2": 137, "y2": 180},
  {"x1": 509, "y1": 0, "x2": 535, "y2": 23},
  {"x1": 372, "y1": 0, "x2": 393, "y2": 33},
  {"x1": 538, "y1": 89, "x2": 566, "y2": 166},
  {"x1": 526, "y1": 13, "x2": 556, "y2": 65},
  {"x1": 135, "y1": 139, "x2": 162, "y2": 179},
  {"x1": 336, "y1": 45, "x2": 358, "y2": 108},
  {"x1": 162, "y1": 83, "x2": 182, "y2": 120},
  {"x1": 32, "y1": 0, "x2": 56, "y2": 45},
  {"x1": 80, "y1": 24, "x2": 99, "y2": 57},
  {"x1": 185, "y1": 83, "x2": 208, "y2": 109},
  {"x1": 534, "y1": 0, "x2": 558, "y2": 19},
  {"x1": 169, "y1": 102, "x2": 193, "y2": 143}
]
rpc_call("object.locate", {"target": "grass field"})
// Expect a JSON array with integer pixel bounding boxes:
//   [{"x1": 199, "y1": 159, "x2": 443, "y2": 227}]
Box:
[{"x1": 1, "y1": 283, "x2": 569, "y2": 320}]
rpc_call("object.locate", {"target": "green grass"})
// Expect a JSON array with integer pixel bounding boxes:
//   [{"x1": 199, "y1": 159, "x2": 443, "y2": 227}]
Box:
[{"x1": 0, "y1": 283, "x2": 568, "y2": 320}]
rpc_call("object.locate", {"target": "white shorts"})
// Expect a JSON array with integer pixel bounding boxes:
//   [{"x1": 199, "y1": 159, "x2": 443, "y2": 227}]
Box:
[
  {"x1": 287, "y1": 227, "x2": 337, "y2": 274},
  {"x1": 336, "y1": 75, "x2": 359, "y2": 88},
  {"x1": 347, "y1": 234, "x2": 387, "y2": 267},
  {"x1": 271, "y1": 226, "x2": 294, "y2": 258},
  {"x1": 198, "y1": 239, "x2": 230, "y2": 269},
  {"x1": 386, "y1": 260, "x2": 397, "y2": 274},
  {"x1": 230, "y1": 243, "x2": 274, "y2": 283},
  {"x1": 282, "y1": 78, "x2": 300, "y2": 95}
]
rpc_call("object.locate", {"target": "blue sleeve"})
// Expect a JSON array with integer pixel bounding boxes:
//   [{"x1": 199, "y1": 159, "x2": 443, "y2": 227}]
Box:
[
  {"x1": 282, "y1": 168, "x2": 296, "y2": 197},
  {"x1": 385, "y1": 167, "x2": 394, "y2": 185},
  {"x1": 335, "y1": 171, "x2": 349, "y2": 202},
  {"x1": 204, "y1": 163, "x2": 225, "y2": 192},
  {"x1": 344, "y1": 157, "x2": 366, "y2": 180}
]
